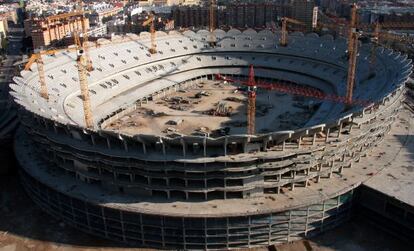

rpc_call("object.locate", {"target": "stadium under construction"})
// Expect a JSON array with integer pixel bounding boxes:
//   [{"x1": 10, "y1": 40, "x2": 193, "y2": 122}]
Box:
[{"x1": 10, "y1": 27, "x2": 414, "y2": 249}]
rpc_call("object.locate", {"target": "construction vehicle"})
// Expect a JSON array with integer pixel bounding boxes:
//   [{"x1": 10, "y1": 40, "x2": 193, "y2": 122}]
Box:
[
  {"x1": 143, "y1": 12, "x2": 157, "y2": 54},
  {"x1": 280, "y1": 17, "x2": 305, "y2": 47}
]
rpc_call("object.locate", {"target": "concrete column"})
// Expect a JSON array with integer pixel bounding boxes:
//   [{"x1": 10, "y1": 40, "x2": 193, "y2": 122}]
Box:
[
  {"x1": 142, "y1": 142, "x2": 147, "y2": 154},
  {"x1": 91, "y1": 134, "x2": 95, "y2": 146},
  {"x1": 181, "y1": 138, "x2": 186, "y2": 157},
  {"x1": 312, "y1": 133, "x2": 317, "y2": 145},
  {"x1": 337, "y1": 123, "x2": 343, "y2": 138},
  {"x1": 298, "y1": 137, "x2": 302, "y2": 149},
  {"x1": 282, "y1": 140, "x2": 286, "y2": 151},
  {"x1": 224, "y1": 137, "x2": 228, "y2": 156},
  {"x1": 162, "y1": 142, "x2": 166, "y2": 156},
  {"x1": 106, "y1": 138, "x2": 111, "y2": 149},
  {"x1": 291, "y1": 183, "x2": 295, "y2": 191},
  {"x1": 203, "y1": 137, "x2": 207, "y2": 157},
  {"x1": 325, "y1": 128, "x2": 330, "y2": 142},
  {"x1": 243, "y1": 138, "x2": 249, "y2": 153}
]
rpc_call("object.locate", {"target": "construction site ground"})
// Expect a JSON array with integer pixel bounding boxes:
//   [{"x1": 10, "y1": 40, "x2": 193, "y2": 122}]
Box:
[{"x1": 106, "y1": 80, "x2": 316, "y2": 137}]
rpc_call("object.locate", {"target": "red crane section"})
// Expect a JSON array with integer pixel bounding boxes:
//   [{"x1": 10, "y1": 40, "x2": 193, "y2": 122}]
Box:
[
  {"x1": 215, "y1": 65, "x2": 371, "y2": 134},
  {"x1": 247, "y1": 65, "x2": 257, "y2": 135}
]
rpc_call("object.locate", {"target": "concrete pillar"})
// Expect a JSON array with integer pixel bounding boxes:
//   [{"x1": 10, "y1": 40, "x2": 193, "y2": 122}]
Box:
[
  {"x1": 312, "y1": 133, "x2": 317, "y2": 145},
  {"x1": 298, "y1": 137, "x2": 302, "y2": 149},
  {"x1": 106, "y1": 138, "x2": 111, "y2": 149},
  {"x1": 291, "y1": 183, "x2": 295, "y2": 191},
  {"x1": 282, "y1": 140, "x2": 286, "y2": 151},
  {"x1": 337, "y1": 123, "x2": 343, "y2": 138},
  {"x1": 243, "y1": 138, "x2": 249, "y2": 153},
  {"x1": 181, "y1": 138, "x2": 186, "y2": 157},
  {"x1": 316, "y1": 175, "x2": 321, "y2": 183},
  {"x1": 162, "y1": 142, "x2": 166, "y2": 156},
  {"x1": 224, "y1": 137, "x2": 228, "y2": 156},
  {"x1": 142, "y1": 142, "x2": 147, "y2": 154},
  {"x1": 203, "y1": 137, "x2": 207, "y2": 157},
  {"x1": 325, "y1": 128, "x2": 330, "y2": 142},
  {"x1": 123, "y1": 141, "x2": 128, "y2": 152}
]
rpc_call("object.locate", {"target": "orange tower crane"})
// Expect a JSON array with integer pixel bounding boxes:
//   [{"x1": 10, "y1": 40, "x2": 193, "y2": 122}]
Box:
[
  {"x1": 24, "y1": 51, "x2": 57, "y2": 100},
  {"x1": 345, "y1": 3, "x2": 359, "y2": 105},
  {"x1": 280, "y1": 17, "x2": 305, "y2": 46},
  {"x1": 143, "y1": 12, "x2": 157, "y2": 54},
  {"x1": 208, "y1": 0, "x2": 217, "y2": 46},
  {"x1": 246, "y1": 65, "x2": 257, "y2": 135},
  {"x1": 76, "y1": 0, "x2": 93, "y2": 71},
  {"x1": 73, "y1": 29, "x2": 94, "y2": 129}
]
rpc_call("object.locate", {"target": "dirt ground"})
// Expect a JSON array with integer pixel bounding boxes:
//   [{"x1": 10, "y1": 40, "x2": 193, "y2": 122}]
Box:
[
  {"x1": 106, "y1": 80, "x2": 315, "y2": 137},
  {"x1": 0, "y1": 168, "x2": 412, "y2": 251}
]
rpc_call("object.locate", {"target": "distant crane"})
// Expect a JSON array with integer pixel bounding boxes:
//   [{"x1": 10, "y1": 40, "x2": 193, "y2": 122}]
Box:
[
  {"x1": 143, "y1": 12, "x2": 157, "y2": 54},
  {"x1": 280, "y1": 17, "x2": 305, "y2": 46},
  {"x1": 76, "y1": 0, "x2": 93, "y2": 71},
  {"x1": 345, "y1": 3, "x2": 359, "y2": 105},
  {"x1": 208, "y1": 0, "x2": 217, "y2": 46},
  {"x1": 73, "y1": 28, "x2": 94, "y2": 128},
  {"x1": 24, "y1": 51, "x2": 57, "y2": 100}
]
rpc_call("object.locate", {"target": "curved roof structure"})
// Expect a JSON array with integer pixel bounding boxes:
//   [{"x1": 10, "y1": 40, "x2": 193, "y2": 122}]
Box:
[{"x1": 10, "y1": 29, "x2": 412, "y2": 137}]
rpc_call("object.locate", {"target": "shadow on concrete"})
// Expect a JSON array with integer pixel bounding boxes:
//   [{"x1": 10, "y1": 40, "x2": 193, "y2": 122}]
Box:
[{"x1": 0, "y1": 162, "x2": 134, "y2": 249}]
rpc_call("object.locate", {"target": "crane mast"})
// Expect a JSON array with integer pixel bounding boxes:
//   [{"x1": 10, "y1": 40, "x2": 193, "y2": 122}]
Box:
[
  {"x1": 345, "y1": 3, "x2": 359, "y2": 105},
  {"x1": 36, "y1": 56, "x2": 49, "y2": 100},
  {"x1": 76, "y1": 0, "x2": 93, "y2": 71},
  {"x1": 208, "y1": 0, "x2": 217, "y2": 46},
  {"x1": 247, "y1": 65, "x2": 257, "y2": 135},
  {"x1": 143, "y1": 12, "x2": 157, "y2": 54},
  {"x1": 280, "y1": 17, "x2": 304, "y2": 47},
  {"x1": 76, "y1": 51, "x2": 94, "y2": 128}
]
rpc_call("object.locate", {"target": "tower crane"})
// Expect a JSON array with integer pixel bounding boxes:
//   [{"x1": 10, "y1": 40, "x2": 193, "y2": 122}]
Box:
[
  {"x1": 24, "y1": 51, "x2": 57, "y2": 100},
  {"x1": 75, "y1": 0, "x2": 93, "y2": 71},
  {"x1": 215, "y1": 65, "x2": 370, "y2": 135},
  {"x1": 345, "y1": 3, "x2": 359, "y2": 105},
  {"x1": 208, "y1": 0, "x2": 217, "y2": 46},
  {"x1": 73, "y1": 28, "x2": 94, "y2": 129},
  {"x1": 280, "y1": 17, "x2": 305, "y2": 47},
  {"x1": 143, "y1": 12, "x2": 157, "y2": 54}
]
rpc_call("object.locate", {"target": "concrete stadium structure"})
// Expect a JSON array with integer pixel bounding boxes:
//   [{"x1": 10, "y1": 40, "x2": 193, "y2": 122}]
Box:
[{"x1": 10, "y1": 29, "x2": 413, "y2": 249}]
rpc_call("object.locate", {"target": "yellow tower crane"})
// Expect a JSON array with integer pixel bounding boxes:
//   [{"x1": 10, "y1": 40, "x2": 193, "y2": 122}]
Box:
[
  {"x1": 280, "y1": 17, "x2": 304, "y2": 47},
  {"x1": 24, "y1": 51, "x2": 58, "y2": 100},
  {"x1": 76, "y1": 0, "x2": 93, "y2": 71},
  {"x1": 208, "y1": 0, "x2": 217, "y2": 46},
  {"x1": 345, "y1": 3, "x2": 359, "y2": 105},
  {"x1": 73, "y1": 27, "x2": 94, "y2": 129},
  {"x1": 143, "y1": 12, "x2": 157, "y2": 54}
]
